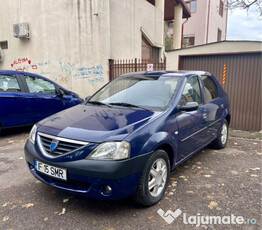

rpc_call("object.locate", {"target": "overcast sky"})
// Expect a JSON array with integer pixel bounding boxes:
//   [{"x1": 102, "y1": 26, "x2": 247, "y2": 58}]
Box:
[{"x1": 227, "y1": 5, "x2": 262, "y2": 41}]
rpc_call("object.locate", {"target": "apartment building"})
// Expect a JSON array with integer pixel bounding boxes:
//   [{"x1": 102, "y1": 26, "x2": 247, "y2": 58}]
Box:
[{"x1": 166, "y1": 0, "x2": 228, "y2": 49}]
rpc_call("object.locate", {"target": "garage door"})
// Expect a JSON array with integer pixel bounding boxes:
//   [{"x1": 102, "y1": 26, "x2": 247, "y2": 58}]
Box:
[{"x1": 179, "y1": 52, "x2": 262, "y2": 131}]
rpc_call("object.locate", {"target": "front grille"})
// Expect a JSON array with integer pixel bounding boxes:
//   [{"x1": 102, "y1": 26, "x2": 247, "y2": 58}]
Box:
[{"x1": 38, "y1": 132, "x2": 88, "y2": 157}]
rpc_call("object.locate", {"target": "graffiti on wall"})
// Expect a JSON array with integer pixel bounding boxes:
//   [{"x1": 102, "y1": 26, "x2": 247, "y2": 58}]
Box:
[
  {"x1": 11, "y1": 58, "x2": 51, "y2": 74},
  {"x1": 11, "y1": 58, "x2": 31, "y2": 68},
  {"x1": 59, "y1": 61, "x2": 105, "y2": 86},
  {"x1": 10, "y1": 58, "x2": 105, "y2": 87}
]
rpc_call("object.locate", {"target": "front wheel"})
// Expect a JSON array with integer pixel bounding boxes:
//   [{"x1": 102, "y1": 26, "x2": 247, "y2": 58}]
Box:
[
  {"x1": 133, "y1": 149, "x2": 170, "y2": 206},
  {"x1": 211, "y1": 120, "x2": 228, "y2": 149}
]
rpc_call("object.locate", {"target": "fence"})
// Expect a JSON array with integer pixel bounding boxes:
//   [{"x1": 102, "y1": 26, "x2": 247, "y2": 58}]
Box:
[{"x1": 109, "y1": 58, "x2": 166, "y2": 80}]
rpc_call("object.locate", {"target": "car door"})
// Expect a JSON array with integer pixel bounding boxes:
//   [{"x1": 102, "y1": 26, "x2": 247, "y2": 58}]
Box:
[
  {"x1": 22, "y1": 75, "x2": 65, "y2": 123},
  {"x1": 0, "y1": 74, "x2": 31, "y2": 127},
  {"x1": 176, "y1": 75, "x2": 208, "y2": 162},
  {"x1": 200, "y1": 75, "x2": 223, "y2": 138}
]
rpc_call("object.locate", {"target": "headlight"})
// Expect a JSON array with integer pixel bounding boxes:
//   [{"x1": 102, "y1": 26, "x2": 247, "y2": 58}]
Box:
[
  {"x1": 29, "y1": 125, "x2": 37, "y2": 144},
  {"x1": 87, "y1": 141, "x2": 130, "y2": 160}
]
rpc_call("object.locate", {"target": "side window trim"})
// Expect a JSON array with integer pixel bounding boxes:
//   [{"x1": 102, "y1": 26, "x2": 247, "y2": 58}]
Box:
[{"x1": 179, "y1": 75, "x2": 203, "y2": 106}]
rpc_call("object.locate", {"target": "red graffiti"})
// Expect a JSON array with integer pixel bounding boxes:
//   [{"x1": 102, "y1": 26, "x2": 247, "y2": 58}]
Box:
[
  {"x1": 11, "y1": 58, "x2": 31, "y2": 67},
  {"x1": 57, "y1": 75, "x2": 69, "y2": 84},
  {"x1": 32, "y1": 65, "x2": 38, "y2": 70},
  {"x1": 16, "y1": 67, "x2": 29, "y2": 72}
]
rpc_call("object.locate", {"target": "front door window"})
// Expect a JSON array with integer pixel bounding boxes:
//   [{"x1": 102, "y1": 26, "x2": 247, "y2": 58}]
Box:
[{"x1": 180, "y1": 76, "x2": 202, "y2": 106}]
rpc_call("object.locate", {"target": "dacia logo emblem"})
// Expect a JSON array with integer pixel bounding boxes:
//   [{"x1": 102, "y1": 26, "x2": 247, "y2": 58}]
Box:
[{"x1": 50, "y1": 140, "x2": 59, "y2": 152}]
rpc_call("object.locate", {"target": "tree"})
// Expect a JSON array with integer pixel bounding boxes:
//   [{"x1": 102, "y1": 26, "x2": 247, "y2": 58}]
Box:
[
  {"x1": 227, "y1": 0, "x2": 262, "y2": 17},
  {"x1": 164, "y1": 23, "x2": 173, "y2": 51}
]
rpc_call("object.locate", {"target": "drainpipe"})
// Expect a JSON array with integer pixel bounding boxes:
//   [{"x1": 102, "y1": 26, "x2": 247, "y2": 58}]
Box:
[
  {"x1": 206, "y1": 0, "x2": 211, "y2": 43},
  {"x1": 181, "y1": 19, "x2": 188, "y2": 48},
  {"x1": 19, "y1": 0, "x2": 22, "y2": 23},
  {"x1": 225, "y1": 1, "x2": 228, "y2": 40}
]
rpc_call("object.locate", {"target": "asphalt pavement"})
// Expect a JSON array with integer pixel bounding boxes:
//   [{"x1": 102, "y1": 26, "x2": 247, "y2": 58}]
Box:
[{"x1": 0, "y1": 127, "x2": 261, "y2": 230}]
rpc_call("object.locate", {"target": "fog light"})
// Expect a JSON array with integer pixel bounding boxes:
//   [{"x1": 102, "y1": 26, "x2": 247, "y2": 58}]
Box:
[{"x1": 105, "y1": 185, "x2": 112, "y2": 194}]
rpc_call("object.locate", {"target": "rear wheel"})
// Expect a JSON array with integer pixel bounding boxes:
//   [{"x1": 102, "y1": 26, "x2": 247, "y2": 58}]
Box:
[
  {"x1": 133, "y1": 149, "x2": 170, "y2": 206},
  {"x1": 211, "y1": 120, "x2": 228, "y2": 149}
]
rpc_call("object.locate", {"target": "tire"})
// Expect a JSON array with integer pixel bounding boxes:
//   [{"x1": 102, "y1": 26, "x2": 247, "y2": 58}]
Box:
[
  {"x1": 133, "y1": 149, "x2": 170, "y2": 206},
  {"x1": 211, "y1": 120, "x2": 228, "y2": 149}
]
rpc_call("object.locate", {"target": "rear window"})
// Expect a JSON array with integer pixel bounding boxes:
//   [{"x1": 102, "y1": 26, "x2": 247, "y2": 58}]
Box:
[
  {"x1": 0, "y1": 75, "x2": 21, "y2": 92},
  {"x1": 201, "y1": 75, "x2": 219, "y2": 102}
]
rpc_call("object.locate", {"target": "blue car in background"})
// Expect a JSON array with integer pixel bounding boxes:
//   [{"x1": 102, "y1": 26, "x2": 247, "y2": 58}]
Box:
[
  {"x1": 0, "y1": 70, "x2": 83, "y2": 130},
  {"x1": 24, "y1": 71, "x2": 230, "y2": 206}
]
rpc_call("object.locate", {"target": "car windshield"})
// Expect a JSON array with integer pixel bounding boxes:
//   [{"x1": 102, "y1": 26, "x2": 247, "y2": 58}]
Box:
[{"x1": 88, "y1": 75, "x2": 181, "y2": 111}]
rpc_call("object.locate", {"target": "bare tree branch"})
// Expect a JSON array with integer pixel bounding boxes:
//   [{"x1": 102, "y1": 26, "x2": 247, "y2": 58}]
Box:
[{"x1": 226, "y1": 0, "x2": 262, "y2": 18}]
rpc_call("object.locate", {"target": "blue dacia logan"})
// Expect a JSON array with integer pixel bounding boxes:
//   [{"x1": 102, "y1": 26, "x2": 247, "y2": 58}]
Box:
[{"x1": 24, "y1": 71, "x2": 230, "y2": 206}]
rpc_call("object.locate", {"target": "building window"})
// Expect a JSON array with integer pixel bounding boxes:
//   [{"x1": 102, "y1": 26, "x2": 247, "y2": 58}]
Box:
[
  {"x1": 219, "y1": 0, "x2": 224, "y2": 17},
  {"x1": 0, "y1": 41, "x2": 8, "y2": 49},
  {"x1": 185, "y1": 0, "x2": 197, "y2": 13},
  {"x1": 183, "y1": 36, "x2": 195, "y2": 47},
  {"x1": 217, "y1": 29, "x2": 222, "y2": 41},
  {"x1": 142, "y1": 36, "x2": 159, "y2": 62}
]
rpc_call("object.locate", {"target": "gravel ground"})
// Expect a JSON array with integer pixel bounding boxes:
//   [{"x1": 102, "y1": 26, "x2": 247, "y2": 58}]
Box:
[{"x1": 0, "y1": 127, "x2": 261, "y2": 230}]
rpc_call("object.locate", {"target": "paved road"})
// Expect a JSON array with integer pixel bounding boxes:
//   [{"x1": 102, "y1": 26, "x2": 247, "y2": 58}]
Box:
[{"x1": 0, "y1": 128, "x2": 261, "y2": 230}]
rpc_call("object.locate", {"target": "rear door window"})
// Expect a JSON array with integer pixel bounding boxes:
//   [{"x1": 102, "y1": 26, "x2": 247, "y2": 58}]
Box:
[
  {"x1": 201, "y1": 75, "x2": 219, "y2": 102},
  {"x1": 24, "y1": 76, "x2": 56, "y2": 95},
  {"x1": 0, "y1": 75, "x2": 21, "y2": 92}
]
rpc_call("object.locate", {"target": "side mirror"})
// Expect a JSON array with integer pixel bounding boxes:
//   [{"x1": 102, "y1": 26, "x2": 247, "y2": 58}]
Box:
[
  {"x1": 85, "y1": 96, "x2": 91, "y2": 101},
  {"x1": 179, "y1": 102, "x2": 199, "y2": 111}
]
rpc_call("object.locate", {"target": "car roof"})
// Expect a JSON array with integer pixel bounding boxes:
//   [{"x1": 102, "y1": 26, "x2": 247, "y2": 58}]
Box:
[{"x1": 117, "y1": 70, "x2": 211, "y2": 78}]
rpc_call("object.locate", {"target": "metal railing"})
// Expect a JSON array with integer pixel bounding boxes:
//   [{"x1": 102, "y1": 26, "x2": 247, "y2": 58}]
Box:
[{"x1": 109, "y1": 58, "x2": 166, "y2": 81}]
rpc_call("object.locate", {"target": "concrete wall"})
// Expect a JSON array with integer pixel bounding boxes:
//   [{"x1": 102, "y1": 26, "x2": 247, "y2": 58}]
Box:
[
  {"x1": 0, "y1": 0, "x2": 111, "y2": 98},
  {"x1": 0, "y1": 0, "x2": 164, "y2": 98},
  {"x1": 110, "y1": 0, "x2": 163, "y2": 59},
  {"x1": 166, "y1": 41, "x2": 262, "y2": 70}
]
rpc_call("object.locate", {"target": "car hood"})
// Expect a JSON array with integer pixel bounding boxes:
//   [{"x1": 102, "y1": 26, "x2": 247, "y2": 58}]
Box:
[{"x1": 37, "y1": 104, "x2": 160, "y2": 142}]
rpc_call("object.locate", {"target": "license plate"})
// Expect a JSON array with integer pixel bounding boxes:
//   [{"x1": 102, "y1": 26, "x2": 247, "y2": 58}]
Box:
[{"x1": 35, "y1": 160, "x2": 67, "y2": 181}]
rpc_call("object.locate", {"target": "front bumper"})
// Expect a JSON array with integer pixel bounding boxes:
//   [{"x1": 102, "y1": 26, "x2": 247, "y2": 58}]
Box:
[{"x1": 24, "y1": 140, "x2": 151, "y2": 200}]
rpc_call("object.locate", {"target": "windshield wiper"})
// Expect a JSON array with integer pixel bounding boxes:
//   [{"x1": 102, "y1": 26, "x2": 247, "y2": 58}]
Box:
[
  {"x1": 109, "y1": 102, "x2": 151, "y2": 111},
  {"x1": 87, "y1": 101, "x2": 110, "y2": 107}
]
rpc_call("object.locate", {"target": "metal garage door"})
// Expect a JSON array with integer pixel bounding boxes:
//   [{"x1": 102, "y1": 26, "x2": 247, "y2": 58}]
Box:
[{"x1": 179, "y1": 52, "x2": 262, "y2": 131}]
